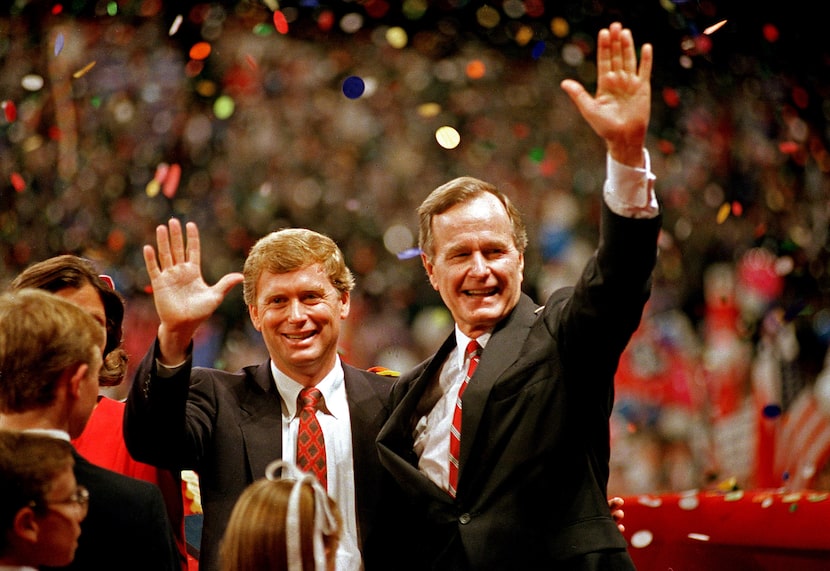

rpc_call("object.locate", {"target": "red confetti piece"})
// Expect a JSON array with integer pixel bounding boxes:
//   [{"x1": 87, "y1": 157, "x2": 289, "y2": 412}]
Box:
[
  {"x1": 779, "y1": 141, "x2": 799, "y2": 154},
  {"x1": 162, "y1": 163, "x2": 181, "y2": 198},
  {"x1": 731, "y1": 201, "x2": 743, "y2": 217},
  {"x1": 762, "y1": 24, "x2": 779, "y2": 43},
  {"x1": 792, "y1": 86, "x2": 809, "y2": 109},
  {"x1": 10, "y1": 172, "x2": 26, "y2": 192},
  {"x1": 245, "y1": 54, "x2": 258, "y2": 71},
  {"x1": 51, "y1": 4, "x2": 63, "y2": 15},
  {"x1": 153, "y1": 162, "x2": 170, "y2": 183},
  {"x1": 317, "y1": 10, "x2": 334, "y2": 32},
  {"x1": 273, "y1": 11, "x2": 289, "y2": 34},
  {"x1": 365, "y1": 0, "x2": 389, "y2": 19},
  {"x1": 466, "y1": 60, "x2": 486, "y2": 79},
  {"x1": 189, "y1": 42, "x2": 211, "y2": 61},
  {"x1": 2, "y1": 100, "x2": 16, "y2": 122},
  {"x1": 662, "y1": 87, "x2": 680, "y2": 108}
]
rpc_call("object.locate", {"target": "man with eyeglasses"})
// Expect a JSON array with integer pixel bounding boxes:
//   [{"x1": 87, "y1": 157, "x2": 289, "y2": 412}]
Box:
[
  {"x1": 0, "y1": 289, "x2": 180, "y2": 571},
  {"x1": 0, "y1": 431, "x2": 84, "y2": 568}
]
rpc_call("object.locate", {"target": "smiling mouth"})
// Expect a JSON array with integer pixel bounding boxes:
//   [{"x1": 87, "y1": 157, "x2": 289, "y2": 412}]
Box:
[
  {"x1": 283, "y1": 331, "x2": 315, "y2": 340},
  {"x1": 464, "y1": 288, "x2": 498, "y2": 297}
]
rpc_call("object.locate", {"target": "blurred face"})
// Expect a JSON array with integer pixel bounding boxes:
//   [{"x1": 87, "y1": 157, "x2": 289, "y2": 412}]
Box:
[
  {"x1": 34, "y1": 466, "x2": 86, "y2": 567},
  {"x1": 248, "y1": 264, "x2": 350, "y2": 386},
  {"x1": 423, "y1": 193, "x2": 524, "y2": 338}
]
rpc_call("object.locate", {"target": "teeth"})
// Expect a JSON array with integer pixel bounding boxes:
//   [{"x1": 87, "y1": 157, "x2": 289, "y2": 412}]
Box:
[
  {"x1": 465, "y1": 288, "x2": 496, "y2": 296},
  {"x1": 285, "y1": 332, "x2": 313, "y2": 340}
]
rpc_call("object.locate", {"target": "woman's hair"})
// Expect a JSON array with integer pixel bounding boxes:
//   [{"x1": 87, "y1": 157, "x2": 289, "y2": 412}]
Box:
[
  {"x1": 242, "y1": 228, "x2": 354, "y2": 307},
  {"x1": 0, "y1": 430, "x2": 74, "y2": 551},
  {"x1": 10, "y1": 255, "x2": 128, "y2": 386},
  {"x1": 220, "y1": 462, "x2": 342, "y2": 571}
]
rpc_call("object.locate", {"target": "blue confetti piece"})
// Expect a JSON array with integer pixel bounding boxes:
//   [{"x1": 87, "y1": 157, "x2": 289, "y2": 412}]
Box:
[
  {"x1": 342, "y1": 75, "x2": 365, "y2": 99},
  {"x1": 531, "y1": 41, "x2": 545, "y2": 60},
  {"x1": 55, "y1": 32, "x2": 65, "y2": 56},
  {"x1": 396, "y1": 247, "x2": 422, "y2": 260}
]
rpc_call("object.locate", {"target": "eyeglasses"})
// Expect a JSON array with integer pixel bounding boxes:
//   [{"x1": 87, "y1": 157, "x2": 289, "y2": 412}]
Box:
[{"x1": 31, "y1": 485, "x2": 90, "y2": 516}]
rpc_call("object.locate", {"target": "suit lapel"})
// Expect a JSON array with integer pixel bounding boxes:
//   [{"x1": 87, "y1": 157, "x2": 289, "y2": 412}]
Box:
[
  {"x1": 238, "y1": 362, "x2": 284, "y2": 481},
  {"x1": 458, "y1": 294, "x2": 539, "y2": 482}
]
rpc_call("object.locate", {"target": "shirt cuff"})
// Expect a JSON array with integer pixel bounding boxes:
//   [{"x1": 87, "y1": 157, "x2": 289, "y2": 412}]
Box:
[
  {"x1": 603, "y1": 150, "x2": 659, "y2": 219},
  {"x1": 155, "y1": 358, "x2": 187, "y2": 378}
]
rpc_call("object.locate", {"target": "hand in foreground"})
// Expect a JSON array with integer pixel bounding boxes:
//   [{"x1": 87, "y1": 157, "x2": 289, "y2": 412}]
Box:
[
  {"x1": 609, "y1": 496, "x2": 625, "y2": 533},
  {"x1": 560, "y1": 21, "x2": 653, "y2": 167},
  {"x1": 143, "y1": 218, "x2": 243, "y2": 364}
]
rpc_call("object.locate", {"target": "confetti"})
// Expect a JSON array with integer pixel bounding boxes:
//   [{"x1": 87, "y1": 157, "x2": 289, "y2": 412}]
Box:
[
  {"x1": 54, "y1": 32, "x2": 64, "y2": 56},
  {"x1": 716, "y1": 202, "x2": 731, "y2": 224},
  {"x1": 687, "y1": 533, "x2": 710, "y2": 542},
  {"x1": 435, "y1": 126, "x2": 460, "y2": 149},
  {"x1": 107, "y1": 1, "x2": 117, "y2": 16},
  {"x1": 145, "y1": 179, "x2": 161, "y2": 197},
  {"x1": 342, "y1": 76, "x2": 365, "y2": 99},
  {"x1": 245, "y1": 54, "x2": 258, "y2": 71},
  {"x1": 72, "y1": 61, "x2": 96, "y2": 79},
  {"x1": 466, "y1": 60, "x2": 486, "y2": 79},
  {"x1": 531, "y1": 41, "x2": 546, "y2": 60},
  {"x1": 386, "y1": 27, "x2": 408, "y2": 49},
  {"x1": 703, "y1": 20, "x2": 728, "y2": 35},
  {"x1": 2, "y1": 100, "x2": 16, "y2": 122},
  {"x1": 10, "y1": 172, "x2": 26, "y2": 192},
  {"x1": 169, "y1": 14, "x2": 183, "y2": 36},
  {"x1": 637, "y1": 496, "x2": 662, "y2": 508},
  {"x1": 213, "y1": 95, "x2": 235, "y2": 119},
  {"x1": 678, "y1": 495, "x2": 700, "y2": 510},
  {"x1": 396, "y1": 247, "x2": 422, "y2": 260},
  {"x1": 162, "y1": 163, "x2": 182, "y2": 198},
  {"x1": 630, "y1": 530, "x2": 653, "y2": 548},
  {"x1": 189, "y1": 42, "x2": 212, "y2": 61},
  {"x1": 273, "y1": 11, "x2": 289, "y2": 34}
]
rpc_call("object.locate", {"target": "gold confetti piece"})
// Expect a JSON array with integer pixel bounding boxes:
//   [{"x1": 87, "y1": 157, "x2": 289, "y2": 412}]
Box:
[
  {"x1": 703, "y1": 20, "x2": 727, "y2": 35},
  {"x1": 716, "y1": 202, "x2": 731, "y2": 224},
  {"x1": 145, "y1": 179, "x2": 161, "y2": 197},
  {"x1": 807, "y1": 493, "x2": 828, "y2": 502},
  {"x1": 72, "y1": 61, "x2": 96, "y2": 78},
  {"x1": 724, "y1": 490, "x2": 743, "y2": 502},
  {"x1": 782, "y1": 493, "x2": 802, "y2": 503}
]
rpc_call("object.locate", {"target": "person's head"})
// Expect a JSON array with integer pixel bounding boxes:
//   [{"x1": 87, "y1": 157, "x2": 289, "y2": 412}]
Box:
[
  {"x1": 418, "y1": 176, "x2": 527, "y2": 338},
  {"x1": 10, "y1": 255, "x2": 127, "y2": 387},
  {"x1": 220, "y1": 461, "x2": 342, "y2": 571},
  {"x1": 0, "y1": 430, "x2": 85, "y2": 568},
  {"x1": 243, "y1": 229, "x2": 354, "y2": 385},
  {"x1": 0, "y1": 289, "x2": 105, "y2": 437}
]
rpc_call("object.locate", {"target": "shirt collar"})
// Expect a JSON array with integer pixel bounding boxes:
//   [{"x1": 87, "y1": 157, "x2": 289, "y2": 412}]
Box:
[
  {"x1": 22, "y1": 428, "x2": 71, "y2": 442},
  {"x1": 453, "y1": 326, "x2": 491, "y2": 370},
  {"x1": 272, "y1": 357, "x2": 345, "y2": 419}
]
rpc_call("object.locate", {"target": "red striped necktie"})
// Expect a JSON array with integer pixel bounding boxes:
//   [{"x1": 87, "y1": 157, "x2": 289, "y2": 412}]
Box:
[
  {"x1": 448, "y1": 340, "x2": 481, "y2": 498},
  {"x1": 296, "y1": 387, "x2": 327, "y2": 489}
]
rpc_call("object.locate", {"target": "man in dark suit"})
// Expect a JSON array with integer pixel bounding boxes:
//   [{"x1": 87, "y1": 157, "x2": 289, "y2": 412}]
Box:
[
  {"x1": 123, "y1": 225, "x2": 396, "y2": 571},
  {"x1": 0, "y1": 289, "x2": 181, "y2": 571},
  {"x1": 377, "y1": 22, "x2": 660, "y2": 570}
]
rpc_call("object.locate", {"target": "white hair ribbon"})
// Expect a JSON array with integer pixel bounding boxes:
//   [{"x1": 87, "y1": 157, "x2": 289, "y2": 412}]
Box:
[{"x1": 265, "y1": 459, "x2": 338, "y2": 571}]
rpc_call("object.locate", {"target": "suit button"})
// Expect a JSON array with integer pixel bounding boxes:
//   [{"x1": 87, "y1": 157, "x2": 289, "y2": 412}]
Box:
[{"x1": 459, "y1": 513, "x2": 471, "y2": 525}]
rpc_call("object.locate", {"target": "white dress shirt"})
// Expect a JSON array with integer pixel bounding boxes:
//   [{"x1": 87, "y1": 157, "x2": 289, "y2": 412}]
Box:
[
  {"x1": 272, "y1": 357, "x2": 361, "y2": 571},
  {"x1": 413, "y1": 151, "x2": 658, "y2": 492}
]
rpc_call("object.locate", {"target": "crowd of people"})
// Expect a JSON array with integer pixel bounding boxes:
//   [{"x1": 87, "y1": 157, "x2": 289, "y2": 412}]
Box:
[{"x1": 1, "y1": 2, "x2": 829, "y2": 569}]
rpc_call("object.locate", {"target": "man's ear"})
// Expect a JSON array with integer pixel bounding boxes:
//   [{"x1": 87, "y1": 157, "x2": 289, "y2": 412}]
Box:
[
  {"x1": 63, "y1": 363, "x2": 90, "y2": 399},
  {"x1": 13, "y1": 506, "x2": 40, "y2": 544},
  {"x1": 248, "y1": 304, "x2": 262, "y2": 331},
  {"x1": 421, "y1": 252, "x2": 439, "y2": 291}
]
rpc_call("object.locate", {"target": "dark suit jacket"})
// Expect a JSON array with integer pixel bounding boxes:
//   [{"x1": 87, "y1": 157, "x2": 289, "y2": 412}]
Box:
[
  {"x1": 123, "y1": 344, "x2": 397, "y2": 571},
  {"x1": 377, "y1": 206, "x2": 662, "y2": 570},
  {"x1": 43, "y1": 450, "x2": 181, "y2": 571}
]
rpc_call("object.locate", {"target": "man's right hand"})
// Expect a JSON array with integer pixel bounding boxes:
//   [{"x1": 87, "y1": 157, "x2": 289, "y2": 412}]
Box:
[{"x1": 143, "y1": 218, "x2": 243, "y2": 365}]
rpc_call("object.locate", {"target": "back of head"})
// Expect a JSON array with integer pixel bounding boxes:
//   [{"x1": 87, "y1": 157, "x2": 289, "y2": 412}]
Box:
[
  {"x1": 0, "y1": 430, "x2": 74, "y2": 551},
  {"x1": 10, "y1": 255, "x2": 127, "y2": 386},
  {"x1": 0, "y1": 289, "x2": 104, "y2": 414},
  {"x1": 220, "y1": 477, "x2": 342, "y2": 571},
  {"x1": 242, "y1": 228, "x2": 355, "y2": 306}
]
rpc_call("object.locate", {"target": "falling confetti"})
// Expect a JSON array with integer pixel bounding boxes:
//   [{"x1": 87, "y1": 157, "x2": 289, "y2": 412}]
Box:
[
  {"x1": 342, "y1": 76, "x2": 365, "y2": 99},
  {"x1": 273, "y1": 11, "x2": 289, "y2": 34},
  {"x1": 396, "y1": 247, "x2": 422, "y2": 260},
  {"x1": 54, "y1": 32, "x2": 64, "y2": 56},
  {"x1": 10, "y1": 172, "x2": 26, "y2": 192},
  {"x1": 72, "y1": 61, "x2": 96, "y2": 79},
  {"x1": 435, "y1": 126, "x2": 461, "y2": 149},
  {"x1": 107, "y1": 1, "x2": 117, "y2": 16},
  {"x1": 162, "y1": 163, "x2": 182, "y2": 198},
  {"x1": 189, "y1": 42, "x2": 212, "y2": 61},
  {"x1": 2, "y1": 100, "x2": 16, "y2": 122},
  {"x1": 630, "y1": 530, "x2": 653, "y2": 548},
  {"x1": 245, "y1": 54, "x2": 258, "y2": 71},
  {"x1": 716, "y1": 202, "x2": 731, "y2": 224},
  {"x1": 213, "y1": 95, "x2": 235, "y2": 119},
  {"x1": 169, "y1": 14, "x2": 183, "y2": 36},
  {"x1": 466, "y1": 60, "x2": 486, "y2": 79},
  {"x1": 145, "y1": 179, "x2": 161, "y2": 197},
  {"x1": 687, "y1": 533, "x2": 711, "y2": 542},
  {"x1": 704, "y1": 20, "x2": 728, "y2": 35}
]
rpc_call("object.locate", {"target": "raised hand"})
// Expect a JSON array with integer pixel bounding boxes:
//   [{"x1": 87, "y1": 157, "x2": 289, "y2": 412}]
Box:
[
  {"x1": 560, "y1": 22, "x2": 653, "y2": 167},
  {"x1": 143, "y1": 218, "x2": 243, "y2": 364}
]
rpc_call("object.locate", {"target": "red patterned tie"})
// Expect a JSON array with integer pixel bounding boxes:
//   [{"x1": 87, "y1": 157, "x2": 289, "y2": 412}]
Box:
[
  {"x1": 296, "y1": 387, "x2": 327, "y2": 489},
  {"x1": 448, "y1": 340, "x2": 481, "y2": 498}
]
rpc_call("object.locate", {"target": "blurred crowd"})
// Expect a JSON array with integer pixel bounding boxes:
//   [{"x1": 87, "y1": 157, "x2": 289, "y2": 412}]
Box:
[{"x1": 2, "y1": 1, "x2": 829, "y2": 496}]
